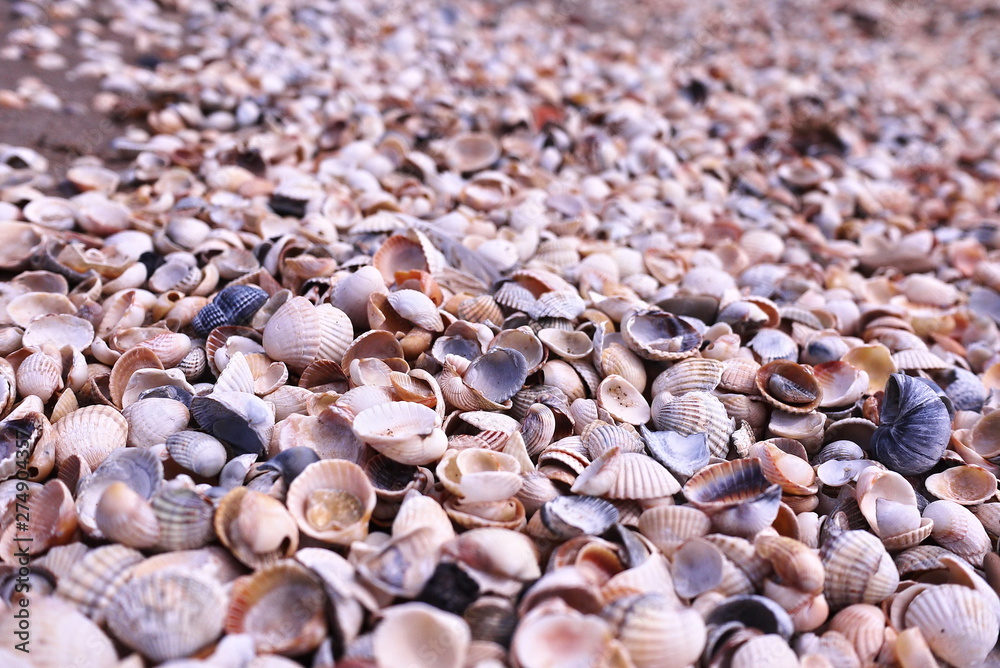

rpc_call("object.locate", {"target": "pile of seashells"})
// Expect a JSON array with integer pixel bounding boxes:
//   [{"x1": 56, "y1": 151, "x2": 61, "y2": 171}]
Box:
[{"x1": 3, "y1": 0, "x2": 1000, "y2": 666}]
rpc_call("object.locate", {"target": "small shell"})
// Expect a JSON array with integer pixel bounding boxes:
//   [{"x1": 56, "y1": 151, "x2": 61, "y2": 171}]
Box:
[
  {"x1": 841, "y1": 343, "x2": 896, "y2": 394},
  {"x1": 353, "y1": 401, "x2": 448, "y2": 465},
  {"x1": 650, "y1": 358, "x2": 724, "y2": 396},
  {"x1": 16, "y1": 349, "x2": 63, "y2": 403},
  {"x1": 122, "y1": 397, "x2": 190, "y2": 449},
  {"x1": 814, "y1": 361, "x2": 868, "y2": 408},
  {"x1": 922, "y1": 499, "x2": 991, "y2": 566},
  {"x1": 94, "y1": 481, "x2": 160, "y2": 549},
  {"x1": 925, "y1": 465, "x2": 998, "y2": 505},
  {"x1": 225, "y1": 560, "x2": 328, "y2": 656},
  {"x1": 55, "y1": 543, "x2": 144, "y2": 623},
  {"x1": 756, "y1": 361, "x2": 822, "y2": 414},
  {"x1": 538, "y1": 328, "x2": 593, "y2": 360},
  {"x1": 637, "y1": 505, "x2": 711, "y2": 556},
  {"x1": 437, "y1": 448, "x2": 523, "y2": 504},
  {"x1": 286, "y1": 459, "x2": 376, "y2": 545},
  {"x1": 750, "y1": 439, "x2": 818, "y2": 495},
  {"x1": 331, "y1": 266, "x2": 389, "y2": 328},
  {"x1": 537, "y1": 495, "x2": 619, "y2": 539},
  {"x1": 215, "y1": 486, "x2": 299, "y2": 568},
  {"x1": 150, "y1": 486, "x2": 217, "y2": 552},
  {"x1": 607, "y1": 593, "x2": 707, "y2": 668},
  {"x1": 262, "y1": 297, "x2": 354, "y2": 373},
  {"x1": 572, "y1": 447, "x2": 681, "y2": 500},
  {"x1": 166, "y1": 430, "x2": 228, "y2": 478},
  {"x1": 191, "y1": 284, "x2": 269, "y2": 337},
  {"x1": 651, "y1": 391, "x2": 733, "y2": 457},
  {"x1": 51, "y1": 404, "x2": 128, "y2": 469},
  {"x1": 755, "y1": 535, "x2": 824, "y2": 593},
  {"x1": 105, "y1": 570, "x2": 227, "y2": 662},
  {"x1": 682, "y1": 459, "x2": 782, "y2": 539},
  {"x1": 189, "y1": 390, "x2": 275, "y2": 457},
  {"x1": 747, "y1": 328, "x2": 798, "y2": 363},
  {"x1": 444, "y1": 132, "x2": 501, "y2": 172},
  {"x1": 596, "y1": 375, "x2": 650, "y2": 425},
  {"x1": 828, "y1": 604, "x2": 887, "y2": 665},
  {"x1": 620, "y1": 310, "x2": 702, "y2": 361},
  {"x1": 820, "y1": 530, "x2": 899, "y2": 609},
  {"x1": 387, "y1": 289, "x2": 444, "y2": 332},
  {"x1": 373, "y1": 603, "x2": 471, "y2": 668},
  {"x1": 22, "y1": 313, "x2": 95, "y2": 351}
]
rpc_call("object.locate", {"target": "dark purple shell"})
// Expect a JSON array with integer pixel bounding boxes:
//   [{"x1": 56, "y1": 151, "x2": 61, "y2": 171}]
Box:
[
  {"x1": 871, "y1": 373, "x2": 951, "y2": 476},
  {"x1": 191, "y1": 285, "x2": 268, "y2": 337}
]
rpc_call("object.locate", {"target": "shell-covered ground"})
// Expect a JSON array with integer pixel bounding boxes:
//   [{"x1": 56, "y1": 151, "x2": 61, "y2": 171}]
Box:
[{"x1": 3, "y1": 0, "x2": 1000, "y2": 666}]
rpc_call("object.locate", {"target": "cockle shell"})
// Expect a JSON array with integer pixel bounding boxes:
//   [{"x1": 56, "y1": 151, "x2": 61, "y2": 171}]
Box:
[
  {"x1": 166, "y1": 430, "x2": 228, "y2": 477},
  {"x1": 51, "y1": 404, "x2": 128, "y2": 469},
  {"x1": 215, "y1": 486, "x2": 299, "y2": 568},
  {"x1": 755, "y1": 360, "x2": 822, "y2": 414},
  {"x1": 904, "y1": 583, "x2": 1000, "y2": 667},
  {"x1": 820, "y1": 530, "x2": 899, "y2": 609},
  {"x1": 286, "y1": 459, "x2": 376, "y2": 545},
  {"x1": 620, "y1": 309, "x2": 702, "y2": 361},
  {"x1": 352, "y1": 401, "x2": 447, "y2": 465},
  {"x1": 606, "y1": 593, "x2": 707, "y2": 668},
  {"x1": 373, "y1": 603, "x2": 471, "y2": 668},
  {"x1": 651, "y1": 391, "x2": 733, "y2": 457},
  {"x1": 262, "y1": 297, "x2": 354, "y2": 373},
  {"x1": 682, "y1": 459, "x2": 782, "y2": 538},
  {"x1": 437, "y1": 448, "x2": 522, "y2": 504}
]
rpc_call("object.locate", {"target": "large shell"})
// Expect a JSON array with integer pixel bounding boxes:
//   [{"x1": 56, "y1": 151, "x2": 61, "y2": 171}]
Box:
[
  {"x1": 904, "y1": 583, "x2": 1000, "y2": 667},
  {"x1": 922, "y1": 499, "x2": 991, "y2": 566},
  {"x1": 286, "y1": 459, "x2": 376, "y2": 545},
  {"x1": 105, "y1": 570, "x2": 227, "y2": 662},
  {"x1": 871, "y1": 373, "x2": 951, "y2": 476},
  {"x1": 607, "y1": 593, "x2": 707, "y2": 668}
]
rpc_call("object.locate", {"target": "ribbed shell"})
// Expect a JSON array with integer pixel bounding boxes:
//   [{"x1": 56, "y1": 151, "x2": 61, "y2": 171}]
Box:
[
  {"x1": 51, "y1": 404, "x2": 128, "y2": 469},
  {"x1": 871, "y1": 373, "x2": 951, "y2": 476},
  {"x1": 652, "y1": 391, "x2": 733, "y2": 457},
  {"x1": 904, "y1": 584, "x2": 1000, "y2": 667},
  {"x1": 820, "y1": 530, "x2": 899, "y2": 609}
]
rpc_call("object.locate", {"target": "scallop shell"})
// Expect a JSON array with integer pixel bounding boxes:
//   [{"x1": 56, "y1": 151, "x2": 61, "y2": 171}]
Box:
[
  {"x1": 262, "y1": 297, "x2": 354, "y2": 373},
  {"x1": 923, "y1": 499, "x2": 991, "y2": 566},
  {"x1": 651, "y1": 391, "x2": 732, "y2": 457},
  {"x1": 607, "y1": 593, "x2": 707, "y2": 668},
  {"x1": 150, "y1": 485, "x2": 217, "y2": 551},
  {"x1": 51, "y1": 404, "x2": 128, "y2": 469},
  {"x1": 122, "y1": 397, "x2": 190, "y2": 448},
  {"x1": 286, "y1": 459, "x2": 376, "y2": 545},
  {"x1": 572, "y1": 447, "x2": 681, "y2": 500},
  {"x1": 904, "y1": 584, "x2": 1000, "y2": 667},
  {"x1": 56, "y1": 543, "x2": 145, "y2": 623},
  {"x1": 651, "y1": 358, "x2": 724, "y2": 396}
]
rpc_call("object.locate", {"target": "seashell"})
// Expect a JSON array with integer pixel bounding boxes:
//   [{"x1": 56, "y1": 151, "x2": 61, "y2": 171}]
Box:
[
  {"x1": 538, "y1": 328, "x2": 593, "y2": 360},
  {"x1": 387, "y1": 288, "x2": 444, "y2": 332},
  {"x1": 353, "y1": 401, "x2": 447, "y2": 465},
  {"x1": 457, "y1": 294, "x2": 504, "y2": 325},
  {"x1": 871, "y1": 373, "x2": 951, "y2": 476},
  {"x1": 651, "y1": 391, "x2": 732, "y2": 457},
  {"x1": 571, "y1": 447, "x2": 681, "y2": 500},
  {"x1": 332, "y1": 266, "x2": 389, "y2": 329},
  {"x1": 511, "y1": 602, "x2": 615, "y2": 668},
  {"x1": 731, "y1": 634, "x2": 800, "y2": 668},
  {"x1": 0, "y1": 596, "x2": 118, "y2": 668},
  {"x1": 215, "y1": 486, "x2": 299, "y2": 568},
  {"x1": 768, "y1": 410, "x2": 825, "y2": 453},
  {"x1": 263, "y1": 297, "x2": 354, "y2": 373},
  {"x1": 192, "y1": 284, "x2": 269, "y2": 337},
  {"x1": 620, "y1": 310, "x2": 701, "y2": 361},
  {"x1": 537, "y1": 495, "x2": 620, "y2": 539},
  {"x1": 437, "y1": 448, "x2": 523, "y2": 504},
  {"x1": 925, "y1": 465, "x2": 997, "y2": 505},
  {"x1": 462, "y1": 347, "x2": 530, "y2": 405},
  {"x1": 597, "y1": 342, "x2": 647, "y2": 392},
  {"x1": 813, "y1": 360, "x2": 868, "y2": 409},
  {"x1": 749, "y1": 439, "x2": 818, "y2": 495},
  {"x1": 94, "y1": 481, "x2": 160, "y2": 549},
  {"x1": 51, "y1": 404, "x2": 128, "y2": 469},
  {"x1": 820, "y1": 530, "x2": 899, "y2": 609},
  {"x1": 755, "y1": 360, "x2": 822, "y2": 414},
  {"x1": 755, "y1": 535, "x2": 824, "y2": 593},
  {"x1": 0, "y1": 478, "x2": 76, "y2": 562},
  {"x1": 6, "y1": 291, "x2": 76, "y2": 328},
  {"x1": 491, "y1": 327, "x2": 546, "y2": 374},
  {"x1": 828, "y1": 604, "x2": 887, "y2": 665},
  {"x1": 683, "y1": 459, "x2": 782, "y2": 539},
  {"x1": 669, "y1": 536, "x2": 727, "y2": 598},
  {"x1": 225, "y1": 560, "x2": 329, "y2": 655},
  {"x1": 970, "y1": 410, "x2": 1000, "y2": 461},
  {"x1": 122, "y1": 397, "x2": 190, "y2": 448},
  {"x1": 22, "y1": 313, "x2": 94, "y2": 351},
  {"x1": 904, "y1": 583, "x2": 1000, "y2": 667},
  {"x1": 373, "y1": 603, "x2": 471, "y2": 668},
  {"x1": 596, "y1": 374, "x2": 650, "y2": 425},
  {"x1": 165, "y1": 430, "x2": 228, "y2": 477},
  {"x1": 747, "y1": 328, "x2": 798, "y2": 363},
  {"x1": 15, "y1": 349, "x2": 63, "y2": 403},
  {"x1": 651, "y1": 358, "x2": 723, "y2": 396},
  {"x1": 637, "y1": 505, "x2": 711, "y2": 556},
  {"x1": 445, "y1": 132, "x2": 501, "y2": 172},
  {"x1": 445, "y1": 495, "x2": 527, "y2": 530},
  {"x1": 104, "y1": 569, "x2": 227, "y2": 662},
  {"x1": 189, "y1": 390, "x2": 275, "y2": 456},
  {"x1": 841, "y1": 343, "x2": 896, "y2": 394},
  {"x1": 607, "y1": 593, "x2": 707, "y2": 668},
  {"x1": 922, "y1": 499, "x2": 991, "y2": 566},
  {"x1": 55, "y1": 543, "x2": 144, "y2": 623},
  {"x1": 718, "y1": 357, "x2": 762, "y2": 395},
  {"x1": 286, "y1": 459, "x2": 375, "y2": 545},
  {"x1": 150, "y1": 486, "x2": 217, "y2": 551}
]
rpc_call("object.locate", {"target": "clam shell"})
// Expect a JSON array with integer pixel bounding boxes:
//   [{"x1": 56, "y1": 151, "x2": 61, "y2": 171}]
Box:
[
  {"x1": 387, "y1": 288, "x2": 444, "y2": 332},
  {"x1": 189, "y1": 390, "x2": 275, "y2": 457},
  {"x1": 828, "y1": 604, "x2": 887, "y2": 665},
  {"x1": 814, "y1": 361, "x2": 868, "y2": 408},
  {"x1": 538, "y1": 328, "x2": 593, "y2": 360},
  {"x1": 683, "y1": 459, "x2": 782, "y2": 538},
  {"x1": 262, "y1": 297, "x2": 354, "y2": 373},
  {"x1": 192, "y1": 284, "x2": 268, "y2": 337},
  {"x1": 755, "y1": 360, "x2": 822, "y2": 414},
  {"x1": 215, "y1": 486, "x2": 299, "y2": 568},
  {"x1": 608, "y1": 593, "x2": 707, "y2": 668},
  {"x1": 94, "y1": 481, "x2": 160, "y2": 549},
  {"x1": 331, "y1": 265, "x2": 389, "y2": 328},
  {"x1": 637, "y1": 505, "x2": 711, "y2": 556},
  {"x1": 56, "y1": 544, "x2": 144, "y2": 623},
  {"x1": 166, "y1": 430, "x2": 228, "y2": 477},
  {"x1": 571, "y1": 447, "x2": 681, "y2": 500},
  {"x1": 225, "y1": 560, "x2": 328, "y2": 655},
  {"x1": 437, "y1": 448, "x2": 523, "y2": 504},
  {"x1": 150, "y1": 486, "x2": 217, "y2": 551},
  {"x1": 904, "y1": 584, "x2": 1000, "y2": 667},
  {"x1": 923, "y1": 499, "x2": 991, "y2": 566},
  {"x1": 620, "y1": 310, "x2": 702, "y2": 361},
  {"x1": 0, "y1": 596, "x2": 117, "y2": 668},
  {"x1": 820, "y1": 530, "x2": 899, "y2": 609},
  {"x1": 15, "y1": 349, "x2": 63, "y2": 403},
  {"x1": 353, "y1": 401, "x2": 447, "y2": 465},
  {"x1": 925, "y1": 465, "x2": 998, "y2": 505},
  {"x1": 596, "y1": 374, "x2": 650, "y2": 425},
  {"x1": 122, "y1": 397, "x2": 190, "y2": 448},
  {"x1": 651, "y1": 358, "x2": 724, "y2": 396},
  {"x1": 374, "y1": 603, "x2": 471, "y2": 668},
  {"x1": 651, "y1": 391, "x2": 732, "y2": 457},
  {"x1": 51, "y1": 404, "x2": 128, "y2": 469},
  {"x1": 538, "y1": 495, "x2": 619, "y2": 539},
  {"x1": 511, "y1": 604, "x2": 614, "y2": 668},
  {"x1": 286, "y1": 459, "x2": 376, "y2": 544}
]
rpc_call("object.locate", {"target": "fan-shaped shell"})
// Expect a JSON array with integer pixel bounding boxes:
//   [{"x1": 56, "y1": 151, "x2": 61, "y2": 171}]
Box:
[
  {"x1": 682, "y1": 459, "x2": 782, "y2": 538},
  {"x1": 925, "y1": 465, "x2": 998, "y2": 505},
  {"x1": 105, "y1": 570, "x2": 227, "y2": 662},
  {"x1": 651, "y1": 391, "x2": 732, "y2": 457},
  {"x1": 165, "y1": 430, "x2": 228, "y2": 477},
  {"x1": 51, "y1": 404, "x2": 128, "y2": 469},
  {"x1": 352, "y1": 401, "x2": 447, "y2": 465},
  {"x1": 820, "y1": 530, "x2": 899, "y2": 609},
  {"x1": 608, "y1": 593, "x2": 707, "y2": 668},
  {"x1": 904, "y1": 584, "x2": 1000, "y2": 667},
  {"x1": 373, "y1": 603, "x2": 471, "y2": 668}
]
